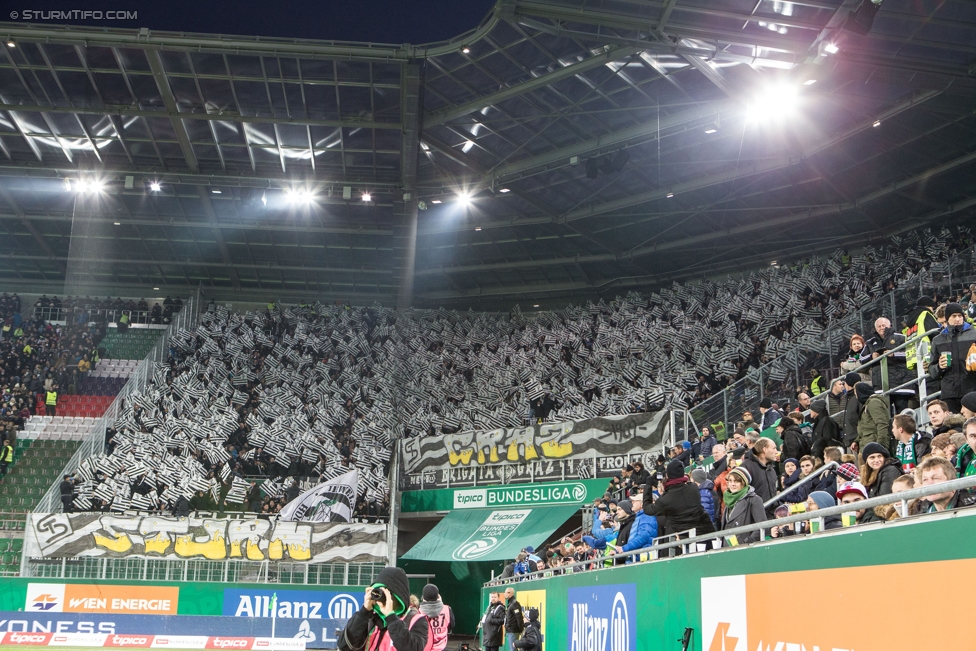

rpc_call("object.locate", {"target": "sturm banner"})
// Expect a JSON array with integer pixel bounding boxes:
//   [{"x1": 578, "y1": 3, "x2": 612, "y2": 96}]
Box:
[
  {"x1": 400, "y1": 411, "x2": 668, "y2": 489},
  {"x1": 24, "y1": 513, "x2": 387, "y2": 563}
]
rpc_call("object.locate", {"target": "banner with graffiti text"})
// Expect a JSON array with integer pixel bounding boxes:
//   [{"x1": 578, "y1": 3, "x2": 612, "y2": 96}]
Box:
[
  {"x1": 400, "y1": 411, "x2": 669, "y2": 489},
  {"x1": 24, "y1": 513, "x2": 387, "y2": 563}
]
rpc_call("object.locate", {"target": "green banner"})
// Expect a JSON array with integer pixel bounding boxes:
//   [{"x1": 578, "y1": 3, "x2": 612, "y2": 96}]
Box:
[
  {"x1": 401, "y1": 505, "x2": 579, "y2": 562},
  {"x1": 401, "y1": 478, "x2": 609, "y2": 513}
]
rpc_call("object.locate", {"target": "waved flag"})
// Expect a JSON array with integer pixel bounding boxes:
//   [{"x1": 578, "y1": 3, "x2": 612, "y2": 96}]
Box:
[{"x1": 278, "y1": 470, "x2": 358, "y2": 523}]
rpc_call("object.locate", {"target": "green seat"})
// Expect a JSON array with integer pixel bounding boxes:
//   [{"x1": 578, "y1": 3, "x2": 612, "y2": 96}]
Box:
[{"x1": 11, "y1": 539, "x2": 23, "y2": 553}]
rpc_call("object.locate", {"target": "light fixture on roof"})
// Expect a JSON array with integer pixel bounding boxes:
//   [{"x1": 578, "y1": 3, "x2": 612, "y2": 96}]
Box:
[
  {"x1": 823, "y1": 42, "x2": 839, "y2": 54},
  {"x1": 6, "y1": 41, "x2": 14, "y2": 48},
  {"x1": 362, "y1": 192, "x2": 372, "y2": 202},
  {"x1": 475, "y1": 227, "x2": 482, "y2": 231},
  {"x1": 211, "y1": 189, "x2": 221, "y2": 194},
  {"x1": 746, "y1": 83, "x2": 800, "y2": 122},
  {"x1": 533, "y1": 304, "x2": 540, "y2": 308},
  {"x1": 149, "y1": 181, "x2": 161, "y2": 192},
  {"x1": 704, "y1": 128, "x2": 717, "y2": 134},
  {"x1": 113, "y1": 222, "x2": 121, "y2": 226},
  {"x1": 770, "y1": 260, "x2": 778, "y2": 266},
  {"x1": 804, "y1": 79, "x2": 817, "y2": 86},
  {"x1": 261, "y1": 191, "x2": 267, "y2": 206},
  {"x1": 431, "y1": 199, "x2": 442, "y2": 204},
  {"x1": 666, "y1": 192, "x2": 674, "y2": 198},
  {"x1": 462, "y1": 47, "x2": 470, "y2": 54},
  {"x1": 458, "y1": 192, "x2": 472, "y2": 207},
  {"x1": 286, "y1": 187, "x2": 313, "y2": 204},
  {"x1": 499, "y1": 188, "x2": 510, "y2": 193},
  {"x1": 872, "y1": 119, "x2": 881, "y2": 127},
  {"x1": 153, "y1": 287, "x2": 159, "y2": 291},
  {"x1": 72, "y1": 179, "x2": 104, "y2": 194}
]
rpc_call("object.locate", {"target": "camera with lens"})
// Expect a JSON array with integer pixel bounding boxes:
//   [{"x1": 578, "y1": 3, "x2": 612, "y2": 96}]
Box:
[{"x1": 370, "y1": 588, "x2": 387, "y2": 605}]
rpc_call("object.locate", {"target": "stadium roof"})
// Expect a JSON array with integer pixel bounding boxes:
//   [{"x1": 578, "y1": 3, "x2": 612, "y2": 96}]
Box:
[{"x1": 0, "y1": 0, "x2": 975, "y2": 310}]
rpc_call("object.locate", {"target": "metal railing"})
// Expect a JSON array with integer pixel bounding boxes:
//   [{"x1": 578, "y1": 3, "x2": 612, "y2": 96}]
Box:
[
  {"x1": 765, "y1": 461, "x2": 839, "y2": 508},
  {"x1": 487, "y1": 473, "x2": 976, "y2": 585},
  {"x1": 690, "y1": 243, "x2": 976, "y2": 439},
  {"x1": 32, "y1": 288, "x2": 201, "y2": 514},
  {"x1": 33, "y1": 305, "x2": 186, "y2": 325},
  {"x1": 23, "y1": 556, "x2": 384, "y2": 585}
]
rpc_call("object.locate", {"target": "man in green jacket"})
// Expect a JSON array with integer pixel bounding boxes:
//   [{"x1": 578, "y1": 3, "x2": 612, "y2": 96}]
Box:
[{"x1": 854, "y1": 382, "x2": 890, "y2": 458}]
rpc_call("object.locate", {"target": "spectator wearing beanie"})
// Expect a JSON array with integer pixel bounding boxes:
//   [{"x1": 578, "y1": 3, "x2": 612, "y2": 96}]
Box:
[
  {"x1": 611, "y1": 499, "x2": 638, "y2": 564},
  {"x1": 721, "y1": 467, "x2": 767, "y2": 544},
  {"x1": 339, "y1": 566, "x2": 428, "y2": 651},
  {"x1": 859, "y1": 442, "x2": 902, "y2": 498},
  {"x1": 758, "y1": 398, "x2": 783, "y2": 431},
  {"x1": 613, "y1": 498, "x2": 658, "y2": 562},
  {"x1": 928, "y1": 302, "x2": 976, "y2": 413},
  {"x1": 514, "y1": 608, "x2": 542, "y2": 651},
  {"x1": 835, "y1": 462, "x2": 860, "y2": 491},
  {"x1": 805, "y1": 490, "x2": 843, "y2": 530},
  {"x1": 809, "y1": 400, "x2": 842, "y2": 460},
  {"x1": 642, "y1": 460, "x2": 715, "y2": 537},
  {"x1": 777, "y1": 414, "x2": 809, "y2": 465},
  {"x1": 854, "y1": 382, "x2": 890, "y2": 454},
  {"x1": 962, "y1": 392, "x2": 976, "y2": 419},
  {"x1": 840, "y1": 372, "x2": 862, "y2": 445}
]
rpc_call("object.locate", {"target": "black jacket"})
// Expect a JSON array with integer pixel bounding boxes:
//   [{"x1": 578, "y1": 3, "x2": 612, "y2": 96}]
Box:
[
  {"x1": 929, "y1": 323, "x2": 976, "y2": 399},
  {"x1": 738, "y1": 449, "x2": 779, "y2": 506},
  {"x1": 810, "y1": 412, "x2": 842, "y2": 460},
  {"x1": 482, "y1": 603, "x2": 506, "y2": 647},
  {"x1": 339, "y1": 607, "x2": 429, "y2": 651},
  {"x1": 866, "y1": 459, "x2": 903, "y2": 498},
  {"x1": 514, "y1": 621, "x2": 542, "y2": 651},
  {"x1": 642, "y1": 479, "x2": 715, "y2": 536},
  {"x1": 615, "y1": 513, "x2": 636, "y2": 550},
  {"x1": 505, "y1": 599, "x2": 524, "y2": 636},
  {"x1": 780, "y1": 423, "x2": 809, "y2": 463}
]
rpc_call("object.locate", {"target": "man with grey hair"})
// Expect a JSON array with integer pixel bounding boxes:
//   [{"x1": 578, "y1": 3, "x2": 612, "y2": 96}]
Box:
[{"x1": 867, "y1": 316, "x2": 913, "y2": 413}]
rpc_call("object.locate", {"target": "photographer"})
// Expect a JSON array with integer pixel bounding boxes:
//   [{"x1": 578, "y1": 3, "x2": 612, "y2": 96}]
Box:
[
  {"x1": 338, "y1": 566, "x2": 428, "y2": 651},
  {"x1": 419, "y1": 584, "x2": 453, "y2": 651},
  {"x1": 513, "y1": 608, "x2": 542, "y2": 651}
]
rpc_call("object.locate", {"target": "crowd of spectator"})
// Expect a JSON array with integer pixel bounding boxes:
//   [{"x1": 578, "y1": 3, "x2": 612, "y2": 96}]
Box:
[{"x1": 34, "y1": 295, "x2": 184, "y2": 325}]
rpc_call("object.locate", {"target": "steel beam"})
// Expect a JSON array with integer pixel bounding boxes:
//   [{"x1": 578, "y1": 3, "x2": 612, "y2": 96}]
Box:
[
  {"x1": 395, "y1": 62, "x2": 423, "y2": 309},
  {"x1": 147, "y1": 50, "x2": 199, "y2": 173}
]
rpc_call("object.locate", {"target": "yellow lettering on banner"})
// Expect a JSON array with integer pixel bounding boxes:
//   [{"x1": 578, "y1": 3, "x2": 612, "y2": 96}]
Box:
[
  {"x1": 287, "y1": 542, "x2": 311, "y2": 561},
  {"x1": 246, "y1": 539, "x2": 265, "y2": 560},
  {"x1": 539, "y1": 440, "x2": 573, "y2": 458},
  {"x1": 477, "y1": 449, "x2": 486, "y2": 465},
  {"x1": 268, "y1": 539, "x2": 284, "y2": 560},
  {"x1": 144, "y1": 533, "x2": 171, "y2": 555},
  {"x1": 449, "y1": 449, "x2": 474, "y2": 466},
  {"x1": 173, "y1": 532, "x2": 227, "y2": 559},
  {"x1": 93, "y1": 533, "x2": 133, "y2": 553}
]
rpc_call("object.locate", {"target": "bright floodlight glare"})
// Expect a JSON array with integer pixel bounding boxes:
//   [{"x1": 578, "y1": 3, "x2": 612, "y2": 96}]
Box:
[
  {"x1": 113, "y1": 222, "x2": 121, "y2": 226},
  {"x1": 475, "y1": 227, "x2": 482, "y2": 231},
  {"x1": 153, "y1": 287, "x2": 160, "y2": 291},
  {"x1": 462, "y1": 47, "x2": 470, "y2": 54},
  {"x1": 499, "y1": 188, "x2": 510, "y2": 193},
  {"x1": 747, "y1": 84, "x2": 800, "y2": 122},
  {"x1": 211, "y1": 189, "x2": 221, "y2": 194},
  {"x1": 431, "y1": 199, "x2": 442, "y2": 204},
  {"x1": 666, "y1": 192, "x2": 674, "y2": 198},
  {"x1": 872, "y1": 120, "x2": 881, "y2": 127},
  {"x1": 362, "y1": 192, "x2": 372, "y2": 202},
  {"x1": 705, "y1": 128, "x2": 717, "y2": 134},
  {"x1": 150, "y1": 181, "x2": 161, "y2": 192},
  {"x1": 458, "y1": 192, "x2": 472, "y2": 207},
  {"x1": 824, "y1": 42, "x2": 839, "y2": 54}
]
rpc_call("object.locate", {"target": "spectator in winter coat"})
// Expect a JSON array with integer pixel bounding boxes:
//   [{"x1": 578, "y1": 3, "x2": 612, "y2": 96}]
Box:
[
  {"x1": 922, "y1": 400, "x2": 952, "y2": 437},
  {"x1": 854, "y1": 382, "x2": 890, "y2": 454},
  {"x1": 738, "y1": 438, "x2": 780, "y2": 507},
  {"x1": 778, "y1": 458, "x2": 811, "y2": 504},
  {"x1": 910, "y1": 456, "x2": 976, "y2": 514},
  {"x1": 708, "y1": 444, "x2": 730, "y2": 512},
  {"x1": 962, "y1": 392, "x2": 976, "y2": 419},
  {"x1": 758, "y1": 398, "x2": 783, "y2": 431},
  {"x1": 721, "y1": 467, "x2": 767, "y2": 544},
  {"x1": 805, "y1": 491, "x2": 843, "y2": 530},
  {"x1": 777, "y1": 414, "x2": 809, "y2": 466},
  {"x1": 630, "y1": 461, "x2": 651, "y2": 489},
  {"x1": 503, "y1": 588, "x2": 524, "y2": 651},
  {"x1": 614, "y1": 502, "x2": 659, "y2": 560},
  {"x1": 513, "y1": 609, "x2": 542, "y2": 651},
  {"x1": 480, "y1": 593, "x2": 506, "y2": 651},
  {"x1": 892, "y1": 414, "x2": 931, "y2": 472},
  {"x1": 809, "y1": 400, "x2": 842, "y2": 460},
  {"x1": 836, "y1": 481, "x2": 883, "y2": 525},
  {"x1": 841, "y1": 373, "x2": 862, "y2": 445},
  {"x1": 642, "y1": 460, "x2": 716, "y2": 537},
  {"x1": 840, "y1": 334, "x2": 871, "y2": 383},
  {"x1": 610, "y1": 500, "x2": 637, "y2": 564},
  {"x1": 690, "y1": 469, "x2": 717, "y2": 527},
  {"x1": 699, "y1": 427, "x2": 718, "y2": 460},
  {"x1": 954, "y1": 417, "x2": 976, "y2": 478},
  {"x1": 824, "y1": 379, "x2": 848, "y2": 431},
  {"x1": 859, "y1": 442, "x2": 903, "y2": 498},
  {"x1": 590, "y1": 509, "x2": 618, "y2": 544},
  {"x1": 928, "y1": 303, "x2": 976, "y2": 413}
]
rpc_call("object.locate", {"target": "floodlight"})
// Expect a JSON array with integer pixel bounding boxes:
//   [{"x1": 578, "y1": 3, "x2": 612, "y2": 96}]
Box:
[
  {"x1": 6, "y1": 41, "x2": 14, "y2": 48},
  {"x1": 666, "y1": 192, "x2": 674, "y2": 198},
  {"x1": 150, "y1": 181, "x2": 161, "y2": 192},
  {"x1": 211, "y1": 189, "x2": 221, "y2": 194},
  {"x1": 804, "y1": 79, "x2": 817, "y2": 86},
  {"x1": 499, "y1": 188, "x2": 510, "y2": 193},
  {"x1": 153, "y1": 287, "x2": 160, "y2": 291},
  {"x1": 705, "y1": 128, "x2": 717, "y2": 134},
  {"x1": 475, "y1": 227, "x2": 482, "y2": 231},
  {"x1": 872, "y1": 120, "x2": 881, "y2": 128},
  {"x1": 746, "y1": 84, "x2": 800, "y2": 122},
  {"x1": 362, "y1": 192, "x2": 372, "y2": 202},
  {"x1": 458, "y1": 192, "x2": 472, "y2": 207},
  {"x1": 261, "y1": 191, "x2": 267, "y2": 206},
  {"x1": 113, "y1": 222, "x2": 121, "y2": 226},
  {"x1": 431, "y1": 199, "x2": 442, "y2": 204},
  {"x1": 462, "y1": 47, "x2": 470, "y2": 54},
  {"x1": 824, "y1": 43, "x2": 839, "y2": 54}
]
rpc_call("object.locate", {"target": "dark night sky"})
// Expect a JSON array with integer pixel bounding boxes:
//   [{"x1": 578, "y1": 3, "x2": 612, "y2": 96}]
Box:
[{"x1": 8, "y1": 1, "x2": 499, "y2": 44}]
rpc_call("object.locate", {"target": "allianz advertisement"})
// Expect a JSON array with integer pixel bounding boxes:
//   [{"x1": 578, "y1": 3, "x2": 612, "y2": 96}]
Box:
[
  {"x1": 454, "y1": 480, "x2": 593, "y2": 509},
  {"x1": 567, "y1": 583, "x2": 636, "y2": 651}
]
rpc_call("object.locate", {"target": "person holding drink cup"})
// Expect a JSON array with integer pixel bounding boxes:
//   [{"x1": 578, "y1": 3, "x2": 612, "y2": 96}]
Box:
[{"x1": 929, "y1": 303, "x2": 976, "y2": 413}]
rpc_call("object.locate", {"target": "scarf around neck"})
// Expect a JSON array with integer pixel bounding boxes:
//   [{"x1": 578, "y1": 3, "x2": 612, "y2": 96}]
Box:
[{"x1": 724, "y1": 486, "x2": 749, "y2": 511}]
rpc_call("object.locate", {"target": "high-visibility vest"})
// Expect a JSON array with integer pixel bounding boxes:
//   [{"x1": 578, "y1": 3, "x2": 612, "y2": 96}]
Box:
[
  {"x1": 119, "y1": 314, "x2": 129, "y2": 324},
  {"x1": 1, "y1": 445, "x2": 12, "y2": 463},
  {"x1": 46, "y1": 391, "x2": 58, "y2": 406},
  {"x1": 904, "y1": 310, "x2": 934, "y2": 370},
  {"x1": 425, "y1": 605, "x2": 453, "y2": 651},
  {"x1": 368, "y1": 611, "x2": 428, "y2": 651}
]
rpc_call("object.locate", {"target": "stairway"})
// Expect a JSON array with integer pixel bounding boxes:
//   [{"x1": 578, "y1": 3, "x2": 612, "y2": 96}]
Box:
[{"x1": 0, "y1": 439, "x2": 81, "y2": 512}]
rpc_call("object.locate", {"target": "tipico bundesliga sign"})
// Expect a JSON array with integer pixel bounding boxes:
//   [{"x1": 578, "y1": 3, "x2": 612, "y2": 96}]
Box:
[{"x1": 454, "y1": 482, "x2": 590, "y2": 509}]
